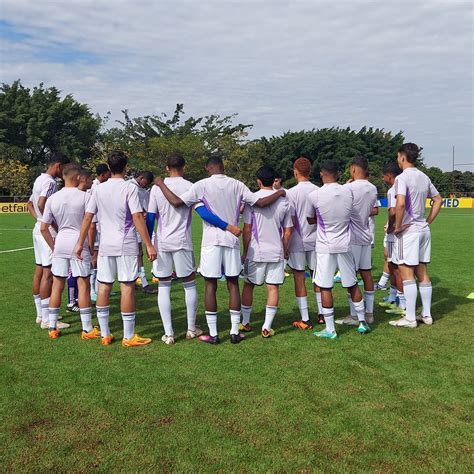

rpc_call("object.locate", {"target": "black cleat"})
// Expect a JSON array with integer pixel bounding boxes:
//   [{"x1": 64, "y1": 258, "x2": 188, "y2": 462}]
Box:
[{"x1": 230, "y1": 333, "x2": 246, "y2": 344}]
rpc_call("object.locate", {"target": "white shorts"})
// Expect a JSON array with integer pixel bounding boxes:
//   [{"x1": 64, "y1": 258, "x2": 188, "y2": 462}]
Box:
[
  {"x1": 244, "y1": 260, "x2": 285, "y2": 286},
  {"x1": 52, "y1": 257, "x2": 92, "y2": 278},
  {"x1": 314, "y1": 252, "x2": 357, "y2": 289},
  {"x1": 97, "y1": 255, "x2": 139, "y2": 283},
  {"x1": 33, "y1": 232, "x2": 53, "y2": 267},
  {"x1": 351, "y1": 244, "x2": 372, "y2": 271},
  {"x1": 387, "y1": 239, "x2": 397, "y2": 264},
  {"x1": 287, "y1": 250, "x2": 316, "y2": 272},
  {"x1": 152, "y1": 250, "x2": 195, "y2": 278},
  {"x1": 199, "y1": 246, "x2": 241, "y2": 278},
  {"x1": 396, "y1": 230, "x2": 431, "y2": 266}
]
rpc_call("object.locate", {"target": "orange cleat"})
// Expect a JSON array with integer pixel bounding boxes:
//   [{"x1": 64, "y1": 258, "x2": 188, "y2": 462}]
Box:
[
  {"x1": 292, "y1": 320, "x2": 314, "y2": 330},
  {"x1": 101, "y1": 335, "x2": 115, "y2": 345},
  {"x1": 48, "y1": 329, "x2": 61, "y2": 339},
  {"x1": 81, "y1": 326, "x2": 101, "y2": 340},
  {"x1": 122, "y1": 334, "x2": 152, "y2": 348}
]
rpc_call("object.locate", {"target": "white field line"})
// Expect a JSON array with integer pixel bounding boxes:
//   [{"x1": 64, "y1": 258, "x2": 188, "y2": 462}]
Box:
[
  {"x1": 0, "y1": 246, "x2": 33, "y2": 254},
  {"x1": 0, "y1": 228, "x2": 33, "y2": 231}
]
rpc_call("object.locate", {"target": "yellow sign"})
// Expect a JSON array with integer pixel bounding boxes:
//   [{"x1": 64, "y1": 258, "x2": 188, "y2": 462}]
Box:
[
  {"x1": 0, "y1": 202, "x2": 28, "y2": 213},
  {"x1": 425, "y1": 197, "x2": 473, "y2": 209}
]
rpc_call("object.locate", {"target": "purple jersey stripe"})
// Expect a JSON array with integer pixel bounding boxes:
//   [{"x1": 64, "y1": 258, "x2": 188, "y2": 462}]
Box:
[
  {"x1": 250, "y1": 209, "x2": 259, "y2": 243},
  {"x1": 235, "y1": 196, "x2": 242, "y2": 225},
  {"x1": 316, "y1": 208, "x2": 326, "y2": 235},
  {"x1": 124, "y1": 199, "x2": 134, "y2": 237}
]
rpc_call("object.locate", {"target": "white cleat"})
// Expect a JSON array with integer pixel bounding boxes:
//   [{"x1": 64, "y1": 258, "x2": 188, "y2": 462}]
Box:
[
  {"x1": 186, "y1": 326, "x2": 204, "y2": 339},
  {"x1": 56, "y1": 321, "x2": 70, "y2": 329},
  {"x1": 389, "y1": 317, "x2": 417, "y2": 328},
  {"x1": 36, "y1": 317, "x2": 42, "y2": 324},
  {"x1": 365, "y1": 313, "x2": 374, "y2": 324},
  {"x1": 40, "y1": 321, "x2": 49, "y2": 329},
  {"x1": 416, "y1": 314, "x2": 433, "y2": 325},
  {"x1": 161, "y1": 335, "x2": 175, "y2": 345},
  {"x1": 335, "y1": 315, "x2": 358, "y2": 326}
]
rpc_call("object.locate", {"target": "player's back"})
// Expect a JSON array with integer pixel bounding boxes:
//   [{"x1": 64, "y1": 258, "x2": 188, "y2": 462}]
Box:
[
  {"x1": 244, "y1": 189, "x2": 290, "y2": 262},
  {"x1": 130, "y1": 178, "x2": 150, "y2": 212},
  {"x1": 149, "y1": 177, "x2": 193, "y2": 252},
  {"x1": 30, "y1": 173, "x2": 57, "y2": 221},
  {"x1": 346, "y1": 179, "x2": 378, "y2": 246},
  {"x1": 311, "y1": 183, "x2": 353, "y2": 254},
  {"x1": 286, "y1": 181, "x2": 318, "y2": 252}
]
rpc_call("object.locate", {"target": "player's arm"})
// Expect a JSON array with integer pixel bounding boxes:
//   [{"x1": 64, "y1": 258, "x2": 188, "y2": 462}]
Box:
[
  {"x1": 282, "y1": 226, "x2": 293, "y2": 259},
  {"x1": 88, "y1": 222, "x2": 96, "y2": 255},
  {"x1": 194, "y1": 206, "x2": 241, "y2": 237},
  {"x1": 394, "y1": 194, "x2": 406, "y2": 234},
  {"x1": 370, "y1": 206, "x2": 379, "y2": 216},
  {"x1": 27, "y1": 200, "x2": 37, "y2": 220},
  {"x1": 242, "y1": 223, "x2": 252, "y2": 262},
  {"x1": 154, "y1": 177, "x2": 185, "y2": 207},
  {"x1": 426, "y1": 193, "x2": 442, "y2": 225},
  {"x1": 386, "y1": 206, "x2": 396, "y2": 233},
  {"x1": 40, "y1": 221, "x2": 55, "y2": 251},
  {"x1": 253, "y1": 189, "x2": 286, "y2": 208},
  {"x1": 132, "y1": 212, "x2": 157, "y2": 262},
  {"x1": 74, "y1": 212, "x2": 94, "y2": 260}
]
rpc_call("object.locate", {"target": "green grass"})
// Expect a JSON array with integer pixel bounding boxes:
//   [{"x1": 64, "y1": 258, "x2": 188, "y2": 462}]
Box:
[{"x1": 1, "y1": 210, "x2": 473, "y2": 472}]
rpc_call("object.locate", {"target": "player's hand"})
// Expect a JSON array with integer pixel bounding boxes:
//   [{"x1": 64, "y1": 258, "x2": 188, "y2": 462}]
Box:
[
  {"x1": 91, "y1": 252, "x2": 97, "y2": 267},
  {"x1": 241, "y1": 253, "x2": 247, "y2": 264},
  {"x1": 284, "y1": 249, "x2": 289, "y2": 260},
  {"x1": 346, "y1": 178, "x2": 354, "y2": 183},
  {"x1": 154, "y1": 176, "x2": 164, "y2": 187},
  {"x1": 394, "y1": 224, "x2": 409, "y2": 235},
  {"x1": 278, "y1": 189, "x2": 286, "y2": 197},
  {"x1": 146, "y1": 243, "x2": 157, "y2": 262},
  {"x1": 74, "y1": 243, "x2": 84, "y2": 260},
  {"x1": 226, "y1": 224, "x2": 241, "y2": 237},
  {"x1": 383, "y1": 223, "x2": 388, "y2": 232}
]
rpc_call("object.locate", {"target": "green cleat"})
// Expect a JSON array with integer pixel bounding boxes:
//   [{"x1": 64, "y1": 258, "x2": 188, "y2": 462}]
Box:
[
  {"x1": 385, "y1": 307, "x2": 406, "y2": 315},
  {"x1": 313, "y1": 328, "x2": 337, "y2": 339},
  {"x1": 379, "y1": 301, "x2": 396, "y2": 309},
  {"x1": 357, "y1": 321, "x2": 371, "y2": 334}
]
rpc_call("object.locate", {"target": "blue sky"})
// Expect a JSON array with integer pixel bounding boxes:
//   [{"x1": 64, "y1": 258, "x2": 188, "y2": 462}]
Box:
[{"x1": 0, "y1": 1, "x2": 472, "y2": 170}]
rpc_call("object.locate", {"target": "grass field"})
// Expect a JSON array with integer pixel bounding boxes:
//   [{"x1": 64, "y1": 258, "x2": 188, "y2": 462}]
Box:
[{"x1": 1, "y1": 210, "x2": 473, "y2": 472}]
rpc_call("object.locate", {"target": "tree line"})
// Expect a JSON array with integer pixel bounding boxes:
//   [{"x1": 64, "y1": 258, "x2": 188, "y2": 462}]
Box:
[{"x1": 0, "y1": 80, "x2": 472, "y2": 197}]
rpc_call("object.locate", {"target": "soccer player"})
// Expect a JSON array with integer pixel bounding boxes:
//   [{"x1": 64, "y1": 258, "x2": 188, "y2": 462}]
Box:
[
  {"x1": 336, "y1": 156, "x2": 378, "y2": 326},
  {"x1": 74, "y1": 151, "x2": 157, "y2": 347},
  {"x1": 273, "y1": 171, "x2": 284, "y2": 191},
  {"x1": 130, "y1": 171, "x2": 155, "y2": 294},
  {"x1": 154, "y1": 153, "x2": 285, "y2": 345},
  {"x1": 283, "y1": 157, "x2": 323, "y2": 330},
  {"x1": 27, "y1": 152, "x2": 70, "y2": 329},
  {"x1": 147, "y1": 153, "x2": 240, "y2": 344},
  {"x1": 308, "y1": 160, "x2": 371, "y2": 339},
  {"x1": 390, "y1": 143, "x2": 442, "y2": 328},
  {"x1": 241, "y1": 166, "x2": 293, "y2": 337},
  {"x1": 40, "y1": 164, "x2": 100, "y2": 340}
]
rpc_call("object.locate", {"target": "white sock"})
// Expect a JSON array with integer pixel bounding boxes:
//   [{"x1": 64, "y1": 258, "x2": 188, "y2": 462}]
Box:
[
  {"x1": 397, "y1": 291, "x2": 406, "y2": 310},
  {"x1": 205, "y1": 311, "x2": 218, "y2": 337},
  {"x1": 96, "y1": 305, "x2": 110, "y2": 337},
  {"x1": 241, "y1": 305, "x2": 252, "y2": 325},
  {"x1": 419, "y1": 282, "x2": 432, "y2": 317},
  {"x1": 139, "y1": 266, "x2": 149, "y2": 287},
  {"x1": 230, "y1": 309, "x2": 241, "y2": 335},
  {"x1": 68, "y1": 284, "x2": 76, "y2": 306},
  {"x1": 365, "y1": 290, "x2": 375, "y2": 314},
  {"x1": 296, "y1": 296, "x2": 309, "y2": 321},
  {"x1": 48, "y1": 307, "x2": 60, "y2": 329},
  {"x1": 41, "y1": 298, "x2": 50, "y2": 324},
  {"x1": 33, "y1": 294, "x2": 42, "y2": 318},
  {"x1": 347, "y1": 293, "x2": 356, "y2": 317},
  {"x1": 262, "y1": 305, "x2": 277, "y2": 331},
  {"x1": 403, "y1": 280, "x2": 417, "y2": 322},
  {"x1": 122, "y1": 312, "x2": 135, "y2": 340},
  {"x1": 90, "y1": 270, "x2": 97, "y2": 296},
  {"x1": 353, "y1": 299, "x2": 366, "y2": 322},
  {"x1": 80, "y1": 307, "x2": 93, "y2": 332},
  {"x1": 183, "y1": 280, "x2": 198, "y2": 331},
  {"x1": 388, "y1": 286, "x2": 397, "y2": 303},
  {"x1": 322, "y1": 307, "x2": 335, "y2": 333},
  {"x1": 158, "y1": 281, "x2": 173, "y2": 336},
  {"x1": 315, "y1": 292, "x2": 323, "y2": 315},
  {"x1": 378, "y1": 272, "x2": 390, "y2": 287}
]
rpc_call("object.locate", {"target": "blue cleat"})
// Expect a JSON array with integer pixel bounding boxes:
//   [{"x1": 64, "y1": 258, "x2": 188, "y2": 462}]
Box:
[
  {"x1": 313, "y1": 328, "x2": 338, "y2": 339},
  {"x1": 357, "y1": 321, "x2": 371, "y2": 334}
]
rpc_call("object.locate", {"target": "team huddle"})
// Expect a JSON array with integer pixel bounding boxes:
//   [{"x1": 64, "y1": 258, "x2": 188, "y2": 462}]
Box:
[{"x1": 28, "y1": 142, "x2": 443, "y2": 346}]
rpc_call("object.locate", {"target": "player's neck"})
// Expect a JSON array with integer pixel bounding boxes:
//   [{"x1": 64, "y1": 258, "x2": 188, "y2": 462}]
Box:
[
  {"x1": 46, "y1": 168, "x2": 55, "y2": 178},
  {"x1": 111, "y1": 172, "x2": 125, "y2": 179},
  {"x1": 352, "y1": 175, "x2": 367, "y2": 181},
  {"x1": 260, "y1": 186, "x2": 273, "y2": 191},
  {"x1": 168, "y1": 171, "x2": 183, "y2": 178},
  {"x1": 402, "y1": 163, "x2": 416, "y2": 170},
  {"x1": 63, "y1": 182, "x2": 76, "y2": 188},
  {"x1": 296, "y1": 177, "x2": 310, "y2": 183}
]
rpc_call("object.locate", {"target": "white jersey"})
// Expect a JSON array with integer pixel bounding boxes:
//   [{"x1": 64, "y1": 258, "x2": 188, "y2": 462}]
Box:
[
  {"x1": 180, "y1": 174, "x2": 259, "y2": 249},
  {"x1": 148, "y1": 177, "x2": 194, "y2": 252},
  {"x1": 243, "y1": 189, "x2": 292, "y2": 262},
  {"x1": 41, "y1": 187, "x2": 91, "y2": 259},
  {"x1": 394, "y1": 167, "x2": 439, "y2": 234},
  {"x1": 345, "y1": 179, "x2": 378, "y2": 246},
  {"x1": 89, "y1": 178, "x2": 101, "y2": 193},
  {"x1": 86, "y1": 178, "x2": 143, "y2": 257},
  {"x1": 130, "y1": 178, "x2": 150, "y2": 212},
  {"x1": 368, "y1": 199, "x2": 381, "y2": 244},
  {"x1": 308, "y1": 183, "x2": 353, "y2": 254},
  {"x1": 386, "y1": 186, "x2": 397, "y2": 243},
  {"x1": 30, "y1": 173, "x2": 57, "y2": 233},
  {"x1": 286, "y1": 181, "x2": 319, "y2": 252}
]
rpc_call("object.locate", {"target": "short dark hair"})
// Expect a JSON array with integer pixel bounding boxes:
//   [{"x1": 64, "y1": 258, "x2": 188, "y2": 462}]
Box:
[
  {"x1": 320, "y1": 160, "x2": 339, "y2": 176},
  {"x1": 205, "y1": 153, "x2": 224, "y2": 169},
  {"x1": 256, "y1": 165, "x2": 276, "y2": 187},
  {"x1": 96, "y1": 163, "x2": 109, "y2": 176},
  {"x1": 351, "y1": 156, "x2": 369, "y2": 175},
  {"x1": 107, "y1": 150, "x2": 128, "y2": 174},
  {"x1": 398, "y1": 143, "x2": 423, "y2": 163},
  {"x1": 48, "y1": 152, "x2": 70, "y2": 166},
  {"x1": 61, "y1": 163, "x2": 81, "y2": 178},
  {"x1": 167, "y1": 153, "x2": 186, "y2": 170},
  {"x1": 383, "y1": 161, "x2": 402, "y2": 177},
  {"x1": 136, "y1": 170, "x2": 154, "y2": 182},
  {"x1": 79, "y1": 169, "x2": 92, "y2": 180}
]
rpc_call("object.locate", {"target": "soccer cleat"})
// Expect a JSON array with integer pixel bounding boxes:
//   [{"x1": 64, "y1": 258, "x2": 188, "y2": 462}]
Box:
[
  {"x1": 416, "y1": 314, "x2": 433, "y2": 325},
  {"x1": 365, "y1": 313, "x2": 374, "y2": 324},
  {"x1": 90, "y1": 293, "x2": 97, "y2": 303},
  {"x1": 142, "y1": 285, "x2": 158, "y2": 294},
  {"x1": 389, "y1": 317, "x2": 417, "y2": 328},
  {"x1": 284, "y1": 271, "x2": 290, "y2": 277},
  {"x1": 66, "y1": 303, "x2": 80, "y2": 313},
  {"x1": 379, "y1": 300, "x2": 397, "y2": 309},
  {"x1": 186, "y1": 326, "x2": 204, "y2": 339},
  {"x1": 317, "y1": 314, "x2": 325, "y2": 325},
  {"x1": 261, "y1": 328, "x2": 275, "y2": 338},
  {"x1": 385, "y1": 307, "x2": 406, "y2": 315},
  {"x1": 40, "y1": 321, "x2": 49, "y2": 329},
  {"x1": 230, "y1": 333, "x2": 246, "y2": 344},
  {"x1": 374, "y1": 283, "x2": 387, "y2": 290},
  {"x1": 313, "y1": 328, "x2": 337, "y2": 339},
  {"x1": 292, "y1": 320, "x2": 313, "y2": 330},
  {"x1": 333, "y1": 274, "x2": 342, "y2": 283},
  {"x1": 357, "y1": 321, "x2": 371, "y2": 334},
  {"x1": 81, "y1": 326, "x2": 101, "y2": 340},
  {"x1": 101, "y1": 335, "x2": 115, "y2": 345},
  {"x1": 122, "y1": 334, "x2": 152, "y2": 347},
  {"x1": 152, "y1": 276, "x2": 159, "y2": 283},
  {"x1": 135, "y1": 277, "x2": 143, "y2": 287},
  {"x1": 56, "y1": 321, "x2": 71, "y2": 329},
  {"x1": 36, "y1": 317, "x2": 42, "y2": 324},
  {"x1": 161, "y1": 335, "x2": 175, "y2": 345},
  {"x1": 198, "y1": 334, "x2": 220, "y2": 345},
  {"x1": 335, "y1": 315, "x2": 358, "y2": 326},
  {"x1": 48, "y1": 329, "x2": 61, "y2": 339},
  {"x1": 239, "y1": 323, "x2": 252, "y2": 332}
]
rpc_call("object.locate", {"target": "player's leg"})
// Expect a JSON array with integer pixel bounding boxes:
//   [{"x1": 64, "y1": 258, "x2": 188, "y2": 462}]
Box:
[
  {"x1": 32, "y1": 265, "x2": 43, "y2": 323},
  {"x1": 155, "y1": 251, "x2": 174, "y2": 343},
  {"x1": 376, "y1": 239, "x2": 390, "y2": 290},
  {"x1": 90, "y1": 249, "x2": 98, "y2": 302},
  {"x1": 47, "y1": 275, "x2": 65, "y2": 338},
  {"x1": 227, "y1": 276, "x2": 243, "y2": 342},
  {"x1": 261, "y1": 261, "x2": 284, "y2": 337},
  {"x1": 415, "y1": 230, "x2": 433, "y2": 325},
  {"x1": 96, "y1": 256, "x2": 115, "y2": 343},
  {"x1": 66, "y1": 270, "x2": 79, "y2": 312},
  {"x1": 288, "y1": 252, "x2": 311, "y2": 327},
  {"x1": 241, "y1": 280, "x2": 255, "y2": 331},
  {"x1": 39, "y1": 266, "x2": 53, "y2": 328}
]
